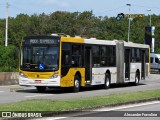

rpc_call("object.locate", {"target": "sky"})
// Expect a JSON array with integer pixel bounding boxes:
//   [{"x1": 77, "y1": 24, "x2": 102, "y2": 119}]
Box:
[{"x1": 0, "y1": 0, "x2": 160, "y2": 18}]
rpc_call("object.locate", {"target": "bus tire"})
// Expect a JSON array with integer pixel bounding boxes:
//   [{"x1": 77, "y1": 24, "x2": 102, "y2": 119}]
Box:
[
  {"x1": 36, "y1": 86, "x2": 46, "y2": 93},
  {"x1": 103, "y1": 74, "x2": 110, "y2": 89},
  {"x1": 73, "y1": 75, "x2": 80, "y2": 92},
  {"x1": 134, "y1": 72, "x2": 140, "y2": 86}
]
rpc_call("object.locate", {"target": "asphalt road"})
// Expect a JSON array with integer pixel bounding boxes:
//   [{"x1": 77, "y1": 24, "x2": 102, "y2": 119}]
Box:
[
  {"x1": 58, "y1": 101, "x2": 160, "y2": 120},
  {"x1": 0, "y1": 74, "x2": 160, "y2": 104}
]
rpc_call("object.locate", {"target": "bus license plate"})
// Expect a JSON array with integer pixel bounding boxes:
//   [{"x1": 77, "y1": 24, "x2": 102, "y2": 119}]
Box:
[{"x1": 35, "y1": 80, "x2": 41, "y2": 83}]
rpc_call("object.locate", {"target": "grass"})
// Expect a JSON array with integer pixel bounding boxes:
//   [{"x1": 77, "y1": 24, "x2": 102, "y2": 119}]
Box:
[{"x1": 0, "y1": 89, "x2": 160, "y2": 111}]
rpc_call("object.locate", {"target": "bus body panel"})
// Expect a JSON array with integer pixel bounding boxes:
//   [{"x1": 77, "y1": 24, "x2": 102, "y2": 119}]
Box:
[
  {"x1": 19, "y1": 71, "x2": 58, "y2": 79},
  {"x1": 116, "y1": 41, "x2": 124, "y2": 84},
  {"x1": 19, "y1": 76, "x2": 61, "y2": 87},
  {"x1": 60, "y1": 68, "x2": 85, "y2": 87},
  {"x1": 91, "y1": 67, "x2": 117, "y2": 85},
  {"x1": 61, "y1": 37, "x2": 84, "y2": 43},
  {"x1": 19, "y1": 71, "x2": 61, "y2": 87},
  {"x1": 126, "y1": 63, "x2": 141, "y2": 82}
]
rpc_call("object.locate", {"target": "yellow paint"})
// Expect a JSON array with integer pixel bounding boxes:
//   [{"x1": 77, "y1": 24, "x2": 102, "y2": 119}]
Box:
[
  {"x1": 148, "y1": 46, "x2": 150, "y2": 73},
  {"x1": 20, "y1": 70, "x2": 60, "y2": 79},
  {"x1": 61, "y1": 37, "x2": 84, "y2": 43},
  {"x1": 59, "y1": 40, "x2": 62, "y2": 79},
  {"x1": 60, "y1": 68, "x2": 85, "y2": 87},
  {"x1": 59, "y1": 36, "x2": 85, "y2": 87}
]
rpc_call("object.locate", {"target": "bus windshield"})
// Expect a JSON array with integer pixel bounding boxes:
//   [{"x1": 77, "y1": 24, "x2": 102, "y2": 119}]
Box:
[{"x1": 20, "y1": 46, "x2": 59, "y2": 71}]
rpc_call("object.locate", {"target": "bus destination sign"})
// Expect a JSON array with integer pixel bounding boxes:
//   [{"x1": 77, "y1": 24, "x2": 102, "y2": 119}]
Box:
[{"x1": 24, "y1": 39, "x2": 59, "y2": 45}]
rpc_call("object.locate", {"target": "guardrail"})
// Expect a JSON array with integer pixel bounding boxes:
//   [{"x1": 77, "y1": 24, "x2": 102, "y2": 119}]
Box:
[{"x1": 0, "y1": 72, "x2": 18, "y2": 85}]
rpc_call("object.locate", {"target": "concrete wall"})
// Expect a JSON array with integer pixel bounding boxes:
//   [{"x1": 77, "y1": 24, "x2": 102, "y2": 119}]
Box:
[{"x1": 0, "y1": 72, "x2": 19, "y2": 85}]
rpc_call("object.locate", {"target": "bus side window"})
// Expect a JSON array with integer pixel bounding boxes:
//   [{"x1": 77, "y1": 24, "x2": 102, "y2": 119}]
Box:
[
  {"x1": 92, "y1": 46, "x2": 100, "y2": 67},
  {"x1": 136, "y1": 48, "x2": 140, "y2": 62},
  {"x1": 72, "y1": 44, "x2": 81, "y2": 67},
  {"x1": 62, "y1": 51, "x2": 70, "y2": 66},
  {"x1": 155, "y1": 58, "x2": 159, "y2": 64},
  {"x1": 150, "y1": 57, "x2": 153, "y2": 63},
  {"x1": 62, "y1": 43, "x2": 71, "y2": 66},
  {"x1": 100, "y1": 46, "x2": 107, "y2": 66},
  {"x1": 145, "y1": 49, "x2": 149, "y2": 63}
]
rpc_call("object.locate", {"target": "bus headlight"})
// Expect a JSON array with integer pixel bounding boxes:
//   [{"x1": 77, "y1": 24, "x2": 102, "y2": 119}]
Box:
[
  {"x1": 49, "y1": 72, "x2": 58, "y2": 79},
  {"x1": 19, "y1": 72, "x2": 27, "y2": 78}
]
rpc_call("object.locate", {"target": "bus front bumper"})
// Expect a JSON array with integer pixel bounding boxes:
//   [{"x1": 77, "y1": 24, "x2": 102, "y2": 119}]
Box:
[{"x1": 19, "y1": 76, "x2": 61, "y2": 87}]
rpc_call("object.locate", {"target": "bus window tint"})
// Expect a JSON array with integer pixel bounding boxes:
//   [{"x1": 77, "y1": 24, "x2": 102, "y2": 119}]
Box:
[
  {"x1": 101, "y1": 46, "x2": 107, "y2": 66},
  {"x1": 136, "y1": 48, "x2": 140, "y2": 62},
  {"x1": 62, "y1": 43, "x2": 71, "y2": 66},
  {"x1": 92, "y1": 46, "x2": 100, "y2": 67},
  {"x1": 145, "y1": 49, "x2": 149, "y2": 63},
  {"x1": 72, "y1": 44, "x2": 81, "y2": 67},
  {"x1": 109, "y1": 46, "x2": 116, "y2": 66},
  {"x1": 155, "y1": 58, "x2": 159, "y2": 63},
  {"x1": 150, "y1": 57, "x2": 153, "y2": 63}
]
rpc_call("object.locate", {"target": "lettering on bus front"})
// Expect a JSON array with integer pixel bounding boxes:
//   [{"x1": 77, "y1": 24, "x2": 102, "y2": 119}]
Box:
[{"x1": 24, "y1": 39, "x2": 59, "y2": 45}]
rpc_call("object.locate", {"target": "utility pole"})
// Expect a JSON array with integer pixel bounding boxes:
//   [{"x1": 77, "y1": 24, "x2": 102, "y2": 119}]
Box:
[
  {"x1": 126, "y1": 4, "x2": 131, "y2": 42},
  {"x1": 147, "y1": 9, "x2": 152, "y2": 26},
  {"x1": 5, "y1": 0, "x2": 8, "y2": 47}
]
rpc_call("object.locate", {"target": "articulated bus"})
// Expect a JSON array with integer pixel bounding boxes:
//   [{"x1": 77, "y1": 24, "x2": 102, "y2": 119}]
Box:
[{"x1": 19, "y1": 35, "x2": 150, "y2": 92}]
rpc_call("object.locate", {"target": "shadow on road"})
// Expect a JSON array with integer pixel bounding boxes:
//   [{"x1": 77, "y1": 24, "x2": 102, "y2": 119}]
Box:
[{"x1": 16, "y1": 82, "x2": 146, "y2": 94}]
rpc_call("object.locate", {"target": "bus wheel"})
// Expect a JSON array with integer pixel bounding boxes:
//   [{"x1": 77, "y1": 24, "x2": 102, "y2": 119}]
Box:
[
  {"x1": 73, "y1": 75, "x2": 80, "y2": 92},
  {"x1": 134, "y1": 73, "x2": 140, "y2": 86},
  {"x1": 36, "y1": 86, "x2": 46, "y2": 93},
  {"x1": 103, "y1": 74, "x2": 110, "y2": 89}
]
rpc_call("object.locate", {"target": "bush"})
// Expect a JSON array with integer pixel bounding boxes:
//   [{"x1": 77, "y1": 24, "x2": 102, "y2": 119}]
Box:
[{"x1": 0, "y1": 45, "x2": 19, "y2": 72}]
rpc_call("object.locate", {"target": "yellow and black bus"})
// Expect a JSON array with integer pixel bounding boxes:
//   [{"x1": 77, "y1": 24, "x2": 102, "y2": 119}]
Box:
[{"x1": 19, "y1": 34, "x2": 150, "y2": 92}]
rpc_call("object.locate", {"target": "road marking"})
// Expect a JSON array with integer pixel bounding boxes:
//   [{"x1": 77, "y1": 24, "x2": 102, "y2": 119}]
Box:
[
  {"x1": 95, "y1": 101, "x2": 160, "y2": 111},
  {"x1": 25, "y1": 94, "x2": 53, "y2": 98},
  {"x1": 0, "y1": 91, "x2": 4, "y2": 93}
]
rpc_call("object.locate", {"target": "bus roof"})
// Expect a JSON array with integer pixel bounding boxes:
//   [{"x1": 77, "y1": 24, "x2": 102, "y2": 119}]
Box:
[
  {"x1": 124, "y1": 41, "x2": 149, "y2": 48},
  {"x1": 150, "y1": 53, "x2": 160, "y2": 58},
  {"x1": 84, "y1": 38, "x2": 116, "y2": 45},
  {"x1": 57, "y1": 36, "x2": 149, "y2": 48}
]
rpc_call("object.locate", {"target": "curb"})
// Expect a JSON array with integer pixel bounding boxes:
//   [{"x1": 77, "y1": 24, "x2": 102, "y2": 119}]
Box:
[
  {"x1": 3, "y1": 97, "x2": 160, "y2": 120},
  {"x1": 42, "y1": 97, "x2": 160, "y2": 117}
]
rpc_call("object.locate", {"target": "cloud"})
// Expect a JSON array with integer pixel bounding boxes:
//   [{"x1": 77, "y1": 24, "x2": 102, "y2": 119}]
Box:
[{"x1": 45, "y1": 0, "x2": 70, "y2": 7}]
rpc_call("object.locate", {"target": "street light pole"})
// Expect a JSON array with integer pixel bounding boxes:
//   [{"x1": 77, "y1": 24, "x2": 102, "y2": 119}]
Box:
[
  {"x1": 126, "y1": 4, "x2": 131, "y2": 42},
  {"x1": 5, "y1": 0, "x2": 8, "y2": 47},
  {"x1": 147, "y1": 9, "x2": 151, "y2": 26}
]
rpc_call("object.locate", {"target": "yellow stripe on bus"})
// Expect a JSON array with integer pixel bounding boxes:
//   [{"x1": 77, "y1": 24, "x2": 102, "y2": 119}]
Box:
[{"x1": 61, "y1": 37, "x2": 84, "y2": 43}]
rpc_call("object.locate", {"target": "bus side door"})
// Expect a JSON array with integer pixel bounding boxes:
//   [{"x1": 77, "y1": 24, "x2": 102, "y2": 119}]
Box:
[
  {"x1": 85, "y1": 46, "x2": 92, "y2": 84},
  {"x1": 125, "y1": 49, "x2": 131, "y2": 80}
]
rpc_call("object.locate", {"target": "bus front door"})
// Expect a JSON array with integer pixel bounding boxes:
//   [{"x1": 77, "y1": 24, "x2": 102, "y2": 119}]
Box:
[
  {"x1": 125, "y1": 49, "x2": 131, "y2": 80},
  {"x1": 85, "y1": 47, "x2": 92, "y2": 84}
]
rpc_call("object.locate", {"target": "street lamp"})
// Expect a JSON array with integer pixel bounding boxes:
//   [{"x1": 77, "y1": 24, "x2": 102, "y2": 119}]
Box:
[
  {"x1": 147, "y1": 9, "x2": 151, "y2": 26},
  {"x1": 126, "y1": 4, "x2": 131, "y2": 42}
]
